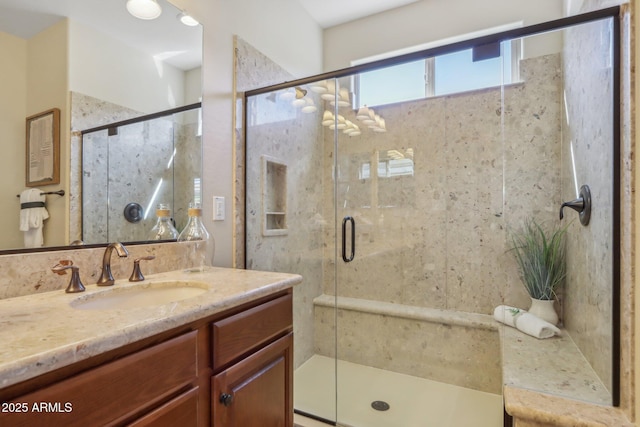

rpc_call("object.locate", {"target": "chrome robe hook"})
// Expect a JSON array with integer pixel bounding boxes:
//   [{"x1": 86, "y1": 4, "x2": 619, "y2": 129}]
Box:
[{"x1": 559, "y1": 185, "x2": 591, "y2": 226}]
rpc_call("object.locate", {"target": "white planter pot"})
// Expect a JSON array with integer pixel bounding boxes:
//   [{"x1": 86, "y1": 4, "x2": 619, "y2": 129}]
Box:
[{"x1": 528, "y1": 297, "x2": 559, "y2": 325}]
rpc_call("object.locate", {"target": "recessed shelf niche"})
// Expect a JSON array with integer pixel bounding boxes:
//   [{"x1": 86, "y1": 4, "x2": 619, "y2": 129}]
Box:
[{"x1": 262, "y1": 156, "x2": 287, "y2": 236}]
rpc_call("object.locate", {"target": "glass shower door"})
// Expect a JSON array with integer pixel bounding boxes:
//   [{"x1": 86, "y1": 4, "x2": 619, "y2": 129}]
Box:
[
  {"x1": 244, "y1": 86, "x2": 338, "y2": 424},
  {"x1": 333, "y1": 75, "x2": 408, "y2": 426},
  {"x1": 333, "y1": 56, "x2": 506, "y2": 424}
]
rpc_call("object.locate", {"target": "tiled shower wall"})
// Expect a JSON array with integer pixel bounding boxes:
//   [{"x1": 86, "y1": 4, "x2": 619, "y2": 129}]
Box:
[
  {"x1": 235, "y1": 37, "x2": 326, "y2": 370},
  {"x1": 562, "y1": 15, "x2": 615, "y2": 394},
  {"x1": 322, "y1": 54, "x2": 562, "y2": 314}
]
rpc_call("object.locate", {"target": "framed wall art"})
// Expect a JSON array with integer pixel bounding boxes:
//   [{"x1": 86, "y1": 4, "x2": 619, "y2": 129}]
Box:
[{"x1": 25, "y1": 108, "x2": 60, "y2": 187}]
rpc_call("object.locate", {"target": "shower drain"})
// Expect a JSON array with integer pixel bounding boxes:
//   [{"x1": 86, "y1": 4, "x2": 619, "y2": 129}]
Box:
[{"x1": 371, "y1": 400, "x2": 390, "y2": 411}]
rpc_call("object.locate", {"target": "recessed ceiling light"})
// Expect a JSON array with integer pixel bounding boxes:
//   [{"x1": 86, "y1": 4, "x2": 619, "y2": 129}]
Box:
[
  {"x1": 126, "y1": 0, "x2": 162, "y2": 20},
  {"x1": 178, "y1": 12, "x2": 199, "y2": 27}
]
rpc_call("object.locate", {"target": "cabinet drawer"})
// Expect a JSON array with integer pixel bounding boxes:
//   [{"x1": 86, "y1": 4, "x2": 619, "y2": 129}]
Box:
[
  {"x1": 129, "y1": 386, "x2": 199, "y2": 427},
  {"x1": 212, "y1": 293, "x2": 292, "y2": 369},
  {"x1": 0, "y1": 331, "x2": 197, "y2": 427}
]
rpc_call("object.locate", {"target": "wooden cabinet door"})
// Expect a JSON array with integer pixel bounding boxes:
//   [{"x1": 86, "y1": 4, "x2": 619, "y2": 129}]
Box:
[{"x1": 212, "y1": 333, "x2": 293, "y2": 427}]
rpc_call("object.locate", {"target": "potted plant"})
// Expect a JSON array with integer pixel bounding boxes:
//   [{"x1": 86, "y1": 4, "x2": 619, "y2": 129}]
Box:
[{"x1": 509, "y1": 218, "x2": 568, "y2": 325}]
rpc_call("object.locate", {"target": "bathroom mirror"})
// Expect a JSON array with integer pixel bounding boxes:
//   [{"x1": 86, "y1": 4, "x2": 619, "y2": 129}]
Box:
[{"x1": 0, "y1": 0, "x2": 202, "y2": 252}]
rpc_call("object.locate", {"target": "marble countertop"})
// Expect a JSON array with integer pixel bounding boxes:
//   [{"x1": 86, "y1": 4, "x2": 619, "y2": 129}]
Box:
[
  {"x1": 501, "y1": 326, "x2": 611, "y2": 404},
  {"x1": 501, "y1": 326, "x2": 632, "y2": 426},
  {"x1": 504, "y1": 386, "x2": 633, "y2": 427},
  {"x1": 0, "y1": 267, "x2": 302, "y2": 389}
]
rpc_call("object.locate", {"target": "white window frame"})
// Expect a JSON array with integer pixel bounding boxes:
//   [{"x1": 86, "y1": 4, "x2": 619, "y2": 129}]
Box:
[{"x1": 351, "y1": 23, "x2": 523, "y2": 109}]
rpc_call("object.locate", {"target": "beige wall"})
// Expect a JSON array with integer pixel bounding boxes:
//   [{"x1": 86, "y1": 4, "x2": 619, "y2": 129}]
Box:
[
  {"x1": 26, "y1": 20, "x2": 69, "y2": 249},
  {"x1": 0, "y1": 22, "x2": 69, "y2": 250},
  {"x1": 68, "y1": 20, "x2": 187, "y2": 114},
  {"x1": 323, "y1": 0, "x2": 564, "y2": 71},
  {"x1": 0, "y1": 32, "x2": 27, "y2": 249}
]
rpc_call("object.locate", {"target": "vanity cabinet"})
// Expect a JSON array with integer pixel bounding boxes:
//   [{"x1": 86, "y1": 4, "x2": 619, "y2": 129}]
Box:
[
  {"x1": 211, "y1": 293, "x2": 293, "y2": 427},
  {"x1": 212, "y1": 333, "x2": 292, "y2": 427},
  {"x1": 0, "y1": 290, "x2": 293, "y2": 427},
  {"x1": 0, "y1": 331, "x2": 198, "y2": 427}
]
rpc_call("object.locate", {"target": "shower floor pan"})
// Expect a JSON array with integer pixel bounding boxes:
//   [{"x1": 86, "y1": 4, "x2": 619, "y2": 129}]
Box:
[{"x1": 294, "y1": 355, "x2": 502, "y2": 427}]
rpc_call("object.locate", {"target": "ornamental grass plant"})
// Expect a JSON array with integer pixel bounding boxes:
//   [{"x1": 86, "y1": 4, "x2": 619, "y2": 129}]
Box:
[{"x1": 509, "y1": 218, "x2": 568, "y2": 301}]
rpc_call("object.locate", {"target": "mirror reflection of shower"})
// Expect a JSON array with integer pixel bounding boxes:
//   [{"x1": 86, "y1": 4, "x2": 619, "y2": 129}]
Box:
[{"x1": 81, "y1": 103, "x2": 202, "y2": 244}]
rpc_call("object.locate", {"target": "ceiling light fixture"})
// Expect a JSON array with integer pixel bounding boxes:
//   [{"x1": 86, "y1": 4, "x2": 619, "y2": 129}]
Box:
[
  {"x1": 126, "y1": 0, "x2": 162, "y2": 20},
  {"x1": 321, "y1": 111, "x2": 334, "y2": 126},
  {"x1": 295, "y1": 87, "x2": 307, "y2": 99},
  {"x1": 178, "y1": 12, "x2": 199, "y2": 26},
  {"x1": 292, "y1": 87, "x2": 308, "y2": 106},
  {"x1": 356, "y1": 106, "x2": 371, "y2": 120},
  {"x1": 301, "y1": 98, "x2": 317, "y2": 113},
  {"x1": 309, "y1": 81, "x2": 328, "y2": 94},
  {"x1": 279, "y1": 88, "x2": 295, "y2": 101},
  {"x1": 320, "y1": 81, "x2": 337, "y2": 101}
]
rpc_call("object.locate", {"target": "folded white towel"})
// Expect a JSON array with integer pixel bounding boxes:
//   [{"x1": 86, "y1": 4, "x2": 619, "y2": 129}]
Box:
[
  {"x1": 19, "y1": 188, "x2": 49, "y2": 248},
  {"x1": 493, "y1": 305, "x2": 561, "y2": 339},
  {"x1": 515, "y1": 312, "x2": 562, "y2": 339},
  {"x1": 493, "y1": 305, "x2": 521, "y2": 327}
]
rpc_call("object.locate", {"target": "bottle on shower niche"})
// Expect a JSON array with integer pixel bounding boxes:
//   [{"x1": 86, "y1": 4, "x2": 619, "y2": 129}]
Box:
[
  {"x1": 148, "y1": 203, "x2": 179, "y2": 240},
  {"x1": 177, "y1": 202, "x2": 214, "y2": 272}
]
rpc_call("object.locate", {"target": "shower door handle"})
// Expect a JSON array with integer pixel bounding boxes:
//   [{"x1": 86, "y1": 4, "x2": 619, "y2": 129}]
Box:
[{"x1": 342, "y1": 216, "x2": 355, "y2": 262}]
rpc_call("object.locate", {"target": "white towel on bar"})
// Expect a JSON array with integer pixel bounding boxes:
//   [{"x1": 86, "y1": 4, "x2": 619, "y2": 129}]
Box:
[
  {"x1": 493, "y1": 305, "x2": 561, "y2": 339},
  {"x1": 19, "y1": 188, "x2": 49, "y2": 248}
]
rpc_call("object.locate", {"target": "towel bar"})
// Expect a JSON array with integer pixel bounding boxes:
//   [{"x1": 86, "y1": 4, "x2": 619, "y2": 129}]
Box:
[{"x1": 16, "y1": 190, "x2": 65, "y2": 198}]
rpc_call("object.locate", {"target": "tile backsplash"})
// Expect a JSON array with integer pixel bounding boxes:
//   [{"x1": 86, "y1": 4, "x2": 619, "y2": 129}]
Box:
[{"x1": 0, "y1": 242, "x2": 193, "y2": 300}]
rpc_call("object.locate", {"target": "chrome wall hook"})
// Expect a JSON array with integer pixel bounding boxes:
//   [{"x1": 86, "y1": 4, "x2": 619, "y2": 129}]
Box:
[{"x1": 559, "y1": 185, "x2": 591, "y2": 226}]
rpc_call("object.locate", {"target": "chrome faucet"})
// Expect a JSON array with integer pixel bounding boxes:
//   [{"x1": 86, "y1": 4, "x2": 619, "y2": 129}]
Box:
[{"x1": 97, "y1": 242, "x2": 129, "y2": 286}]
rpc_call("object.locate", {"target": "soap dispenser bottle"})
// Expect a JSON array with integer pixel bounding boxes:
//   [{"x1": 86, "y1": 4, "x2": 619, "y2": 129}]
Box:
[
  {"x1": 148, "y1": 203, "x2": 179, "y2": 240},
  {"x1": 177, "y1": 202, "x2": 214, "y2": 271}
]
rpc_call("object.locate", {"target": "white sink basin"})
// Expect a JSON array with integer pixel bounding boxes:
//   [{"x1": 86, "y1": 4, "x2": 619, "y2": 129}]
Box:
[{"x1": 70, "y1": 281, "x2": 209, "y2": 310}]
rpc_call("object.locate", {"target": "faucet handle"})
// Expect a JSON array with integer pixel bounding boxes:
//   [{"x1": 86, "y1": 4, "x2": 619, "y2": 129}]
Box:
[
  {"x1": 51, "y1": 260, "x2": 86, "y2": 293},
  {"x1": 559, "y1": 184, "x2": 591, "y2": 226},
  {"x1": 51, "y1": 259, "x2": 74, "y2": 275},
  {"x1": 129, "y1": 256, "x2": 156, "y2": 282}
]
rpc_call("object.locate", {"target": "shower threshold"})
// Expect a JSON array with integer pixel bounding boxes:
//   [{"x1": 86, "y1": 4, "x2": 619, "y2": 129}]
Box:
[{"x1": 294, "y1": 355, "x2": 503, "y2": 427}]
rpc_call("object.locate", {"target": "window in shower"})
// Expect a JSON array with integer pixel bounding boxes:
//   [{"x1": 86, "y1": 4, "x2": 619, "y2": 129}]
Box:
[
  {"x1": 357, "y1": 60, "x2": 427, "y2": 106},
  {"x1": 355, "y1": 39, "x2": 521, "y2": 108},
  {"x1": 359, "y1": 148, "x2": 415, "y2": 180},
  {"x1": 434, "y1": 40, "x2": 517, "y2": 95}
]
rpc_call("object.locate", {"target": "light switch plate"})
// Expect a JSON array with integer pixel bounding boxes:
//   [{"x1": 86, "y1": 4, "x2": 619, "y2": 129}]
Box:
[{"x1": 213, "y1": 196, "x2": 225, "y2": 221}]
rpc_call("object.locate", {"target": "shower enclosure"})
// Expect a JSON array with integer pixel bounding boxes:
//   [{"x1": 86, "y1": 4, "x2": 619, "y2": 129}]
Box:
[
  {"x1": 81, "y1": 104, "x2": 202, "y2": 244},
  {"x1": 244, "y1": 7, "x2": 620, "y2": 426}
]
